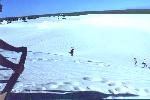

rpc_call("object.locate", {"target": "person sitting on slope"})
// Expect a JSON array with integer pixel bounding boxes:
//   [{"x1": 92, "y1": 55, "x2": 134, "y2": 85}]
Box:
[{"x1": 142, "y1": 59, "x2": 147, "y2": 68}]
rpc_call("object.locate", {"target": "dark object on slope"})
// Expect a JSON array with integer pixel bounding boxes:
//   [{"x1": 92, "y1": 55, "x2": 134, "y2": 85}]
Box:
[
  {"x1": 133, "y1": 58, "x2": 137, "y2": 66},
  {"x1": 69, "y1": 47, "x2": 74, "y2": 56},
  {"x1": 142, "y1": 59, "x2": 147, "y2": 68}
]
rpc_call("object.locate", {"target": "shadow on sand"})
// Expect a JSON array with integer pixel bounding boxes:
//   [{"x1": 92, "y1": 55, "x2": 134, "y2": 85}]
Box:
[{"x1": 5, "y1": 90, "x2": 138, "y2": 100}]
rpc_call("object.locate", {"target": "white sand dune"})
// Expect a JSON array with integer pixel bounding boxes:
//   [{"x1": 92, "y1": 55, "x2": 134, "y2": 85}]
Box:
[{"x1": 0, "y1": 14, "x2": 150, "y2": 99}]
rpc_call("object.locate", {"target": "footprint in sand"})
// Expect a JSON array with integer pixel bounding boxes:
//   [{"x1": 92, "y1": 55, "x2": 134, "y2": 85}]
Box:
[
  {"x1": 74, "y1": 60, "x2": 81, "y2": 64},
  {"x1": 107, "y1": 81, "x2": 116, "y2": 86},
  {"x1": 87, "y1": 60, "x2": 93, "y2": 63},
  {"x1": 3, "y1": 75, "x2": 10, "y2": 79},
  {"x1": 38, "y1": 58, "x2": 49, "y2": 61},
  {"x1": 109, "y1": 87, "x2": 129, "y2": 94},
  {"x1": 144, "y1": 89, "x2": 149, "y2": 93},
  {"x1": 11, "y1": 57, "x2": 17, "y2": 60},
  {"x1": 45, "y1": 82, "x2": 57, "y2": 85},
  {"x1": 100, "y1": 78, "x2": 109, "y2": 83},
  {"x1": 37, "y1": 58, "x2": 44, "y2": 61},
  {"x1": 115, "y1": 87, "x2": 121, "y2": 92},
  {"x1": 121, "y1": 82, "x2": 129, "y2": 88},
  {"x1": 28, "y1": 58, "x2": 47, "y2": 62},
  {"x1": 47, "y1": 53, "x2": 51, "y2": 54},
  {"x1": 67, "y1": 81, "x2": 83, "y2": 91},
  {"x1": 114, "y1": 87, "x2": 128, "y2": 93},
  {"x1": 42, "y1": 82, "x2": 57, "y2": 89},
  {"x1": 83, "y1": 77, "x2": 92, "y2": 81},
  {"x1": 28, "y1": 51, "x2": 33, "y2": 53},
  {"x1": 31, "y1": 59, "x2": 37, "y2": 62},
  {"x1": 35, "y1": 52, "x2": 43, "y2": 54},
  {"x1": 63, "y1": 82, "x2": 72, "y2": 85},
  {"x1": 27, "y1": 58, "x2": 33, "y2": 62},
  {"x1": 47, "y1": 58, "x2": 54, "y2": 61},
  {"x1": 135, "y1": 88, "x2": 140, "y2": 92},
  {"x1": 108, "y1": 89, "x2": 119, "y2": 94},
  {"x1": 56, "y1": 84, "x2": 74, "y2": 91},
  {"x1": 137, "y1": 88, "x2": 150, "y2": 96},
  {"x1": 96, "y1": 63, "x2": 105, "y2": 67},
  {"x1": 135, "y1": 89, "x2": 145, "y2": 96},
  {"x1": 73, "y1": 86, "x2": 80, "y2": 91}
]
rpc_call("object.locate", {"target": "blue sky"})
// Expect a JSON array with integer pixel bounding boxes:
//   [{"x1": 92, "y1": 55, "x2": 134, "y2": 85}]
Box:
[{"x1": 0, "y1": 0, "x2": 150, "y2": 17}]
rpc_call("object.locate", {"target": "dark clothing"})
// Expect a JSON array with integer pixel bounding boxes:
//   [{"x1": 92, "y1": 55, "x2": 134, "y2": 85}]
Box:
[
  {"x1": 69, "y1": 49, "x2": 74, "y2": 56},
  {"x1": 142, "y1": 62, "x2": 147, "y2": 67}
]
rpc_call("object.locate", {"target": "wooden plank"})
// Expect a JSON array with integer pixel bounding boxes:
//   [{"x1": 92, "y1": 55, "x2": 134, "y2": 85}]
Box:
[{"x1": 0, "y1": 80, "x2": 8, "y2": 83}]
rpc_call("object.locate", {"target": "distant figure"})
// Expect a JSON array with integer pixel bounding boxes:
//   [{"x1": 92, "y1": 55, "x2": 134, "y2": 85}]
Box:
[
  {"x1": 134, "y1": 58, "x2": 137, "y2": 66},
  {"x1": 69, "y1": 47, "x2": 74, "y2": 56},
  {"x1": 142, "y1": 59, "x2": 147, "y2": 68}
]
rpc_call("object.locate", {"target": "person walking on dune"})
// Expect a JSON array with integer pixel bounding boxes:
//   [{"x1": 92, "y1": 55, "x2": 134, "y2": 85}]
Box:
[
  {"x1": 69, "y1": 47, "x2": 74, "y2": 56},
  {"x1": 133, "y1": 58, "x2": 137, "y2": 66},
  {"x1": 0, "y1": 39, "x2": 27, "y2": 100}
]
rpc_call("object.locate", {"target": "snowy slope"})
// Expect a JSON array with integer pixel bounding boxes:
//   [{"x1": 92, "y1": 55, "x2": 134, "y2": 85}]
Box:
[{"x1": 0, "y1": 14, "x2": 150, "y2": 99}]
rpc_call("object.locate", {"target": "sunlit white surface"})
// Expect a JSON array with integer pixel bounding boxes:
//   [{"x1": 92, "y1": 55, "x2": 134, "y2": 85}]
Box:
[{"x1": 0, "y1": 14, "x2": 150, "y2": 99}]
